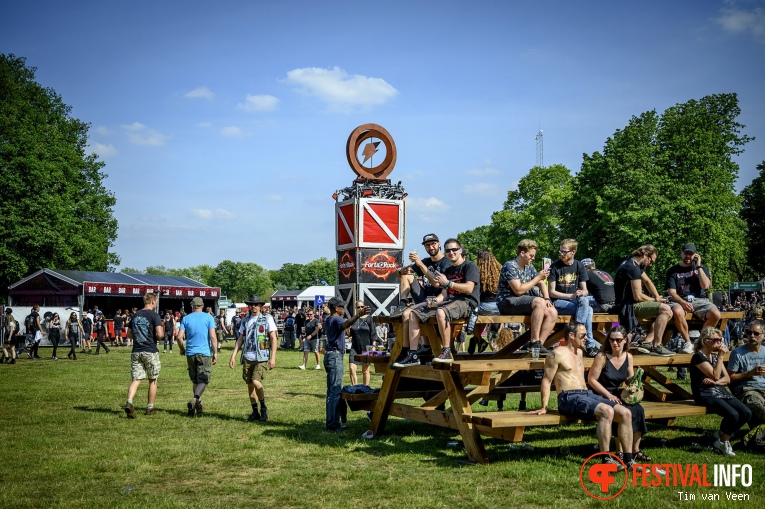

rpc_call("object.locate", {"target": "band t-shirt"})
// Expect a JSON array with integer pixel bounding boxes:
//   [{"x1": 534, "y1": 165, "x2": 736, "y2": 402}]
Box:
[
  {"x1": 444, "y1": 260, "x2": 481, "y2": 308},
  {"x1": 666, "y1": 264, "x2": 711, "y2": 298},
  {"x1": 614, "y1": 259, "x2": 644, "y2": 305},
  {"x1": 413, "y1": 257, "x2": 452, "y2": 298},
  {"x1": 129, "y1": 309, "x2": 162, "y2": 354},
  {"x1": 586, "y1": 270, "x2": 616, "y2": 304},
  {"x1": 549, "y1": 259, "x2": 589, "y2": 299}
]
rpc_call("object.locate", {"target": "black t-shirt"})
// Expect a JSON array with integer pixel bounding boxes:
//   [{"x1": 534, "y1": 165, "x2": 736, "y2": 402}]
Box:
[
  {"x1": 549, "y1": 259, "x2": 589, "y2": 298},
  {"x1": 129, "y1": 309, "x2": 163, "y2": 354},
  {"x1": 413, "y1": 257, "x2": 452, "y2": 298},
  {"x1": 304, "y1": 318, "x2": 319, "y2": 337},
  {"x1": 586, "y1": 270, "x2": 616, "y2": 304},
  {"x1": 349, "y1": 315, "x2": 374, "y2": 352},
  {"x1": 82, "y1": 317, "x2": 92, "y2": 334},
  {"x1": 114, "y1": 314, "x2": 125, "y2": 329},
  {"x1": 30, "y1": 311, "x2": 40, "y2": 332},
  {"x1": 689, "y1": 350, "x2": 733, "y2": 402},
  {"x1": 444, "y1": 260, "x2": 481, "y2": 308},
  {"x1": 666, "y1": 264, "x2": 711, "y2": 298},
  {"x1": 614, "y1": 258, "x2": 644, "y2": 305},
  {"x1": 296, "y1": 311, "x2": 306, "y2": 329}
]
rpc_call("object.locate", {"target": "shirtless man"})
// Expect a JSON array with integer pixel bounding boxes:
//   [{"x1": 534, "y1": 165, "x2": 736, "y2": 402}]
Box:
[{"x1": 528, "y1": 321, "x2": 635, "y2": 469}]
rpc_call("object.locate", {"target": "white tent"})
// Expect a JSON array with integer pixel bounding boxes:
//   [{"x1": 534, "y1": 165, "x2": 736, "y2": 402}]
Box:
[{"x1": 296, "y1": 286, "x2": 336, "y2": 308}]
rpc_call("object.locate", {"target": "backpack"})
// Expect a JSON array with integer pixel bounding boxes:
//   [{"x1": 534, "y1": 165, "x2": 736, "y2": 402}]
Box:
[
  {"x1": 284, "y1": 316, "x2": 295, "y2": 331},
  {"x1": 743, "y1": 424, "x2": 765, "y2": 453},
  {"x1": 24, "y1": 314, "x2": 33, "y2": 332}
]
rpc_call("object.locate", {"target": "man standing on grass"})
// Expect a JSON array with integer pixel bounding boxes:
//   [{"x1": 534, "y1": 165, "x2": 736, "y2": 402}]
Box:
[
  {"x1": 177, "y1": 297, "x2": 217, "y2": 417},
  {"x1": 230, "y1": 295, "x2": 278, "y2": 422},
  {"x1": 124, "y1": 293, "x2": 164, "y2": 418},
  {"x1": 298, "y1": 308, "x2": 322, "y2": 370},
  {"x1": 529, "y1": 321, "x2": 636, "y2": 470}
]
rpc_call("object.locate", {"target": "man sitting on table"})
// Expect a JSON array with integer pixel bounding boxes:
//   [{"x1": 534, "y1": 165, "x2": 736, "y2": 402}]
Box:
[
  {"x1": 549, "y1": 239, "x2": 598, "y2": 357},
  {"x1": 728, "y1": 319, "x2": 765, "y2": 424},
  {"x1": 582, "y1": 258, "x2": 616, "y2": 314},
  {"x1": 528, "y1": 321, "x2": 635, "y2": 470},
  {"x1": 613, "y1": 244, "x2": 674, "y2": 357},
  {"x1": 496, "y1": 239, "x2": 557, "y2": 353},
  {"x1": 391, "y1": 238, "x2": 480, "y2": 367},
  {"x1": 665, "y1": 243, "x2": 721, "y2": 355}
]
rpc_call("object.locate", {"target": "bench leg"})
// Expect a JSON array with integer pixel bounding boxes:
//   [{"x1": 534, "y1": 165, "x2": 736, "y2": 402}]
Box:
[{"x1": 441, "y1": 370, "x2": 489, "y2": 464}]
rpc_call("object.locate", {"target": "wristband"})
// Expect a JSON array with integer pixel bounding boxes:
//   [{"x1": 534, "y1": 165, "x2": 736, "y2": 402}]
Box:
[{"x1": 447, "y1": 280, "x2": 454, "y2": 289}]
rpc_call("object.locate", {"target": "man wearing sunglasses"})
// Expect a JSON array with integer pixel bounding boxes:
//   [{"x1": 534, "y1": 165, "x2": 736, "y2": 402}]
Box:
[
  {"x1": 613, "y1": 245, "x2": 674, "y2": 356},
  {"x1": 391, "y1": 238, "x2": 479, "y2": 366},
  {"x1": 666, "y1": 243, "x2": 721, "y2": 355},
  {"x1": 728, "y1": 319, "x2": 765, "y2": 423}
]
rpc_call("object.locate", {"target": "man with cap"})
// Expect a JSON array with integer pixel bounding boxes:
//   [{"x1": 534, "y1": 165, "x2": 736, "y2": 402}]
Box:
[
  {"x1": 393, "y1": 233, "x2": 451, "y2": 357},
  {"x1": 582, "y1": 258, "x2": 616, "y2": 314},
  {"x1": 665, "y1": 243, "x2": 721, "y2": 354},
  {"x1": 177, "y1": 296, "x2": 217, "y2": 417},
  {"x1": 230, "y1": 295, "x2": 278, "y2": 422}
]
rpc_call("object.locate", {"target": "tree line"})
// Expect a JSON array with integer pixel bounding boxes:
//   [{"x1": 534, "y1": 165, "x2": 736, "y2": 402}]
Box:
[
  {"x1": 120, "y1": 258, "x2": 337, "y2": 302},
  {"x1": 458, "y1": 93, "x2": 764, "y2": 291}
]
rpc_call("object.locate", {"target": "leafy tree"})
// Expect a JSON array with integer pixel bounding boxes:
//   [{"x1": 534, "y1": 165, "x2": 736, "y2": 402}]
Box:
[
  {"x1": 565, "y1": 93, "x2": 750, "y2": 288},
  {"x1": 485, "y1": 164, "x2": 573, "y2": 263},
  {"x1": 0, "y1": 54, "x2": 119, "y2": 294},
  {"x1": 272, "y1": 263, "x2": 308, "y2": 290},
  {"x1": 457, "y1": 225, "x2": 491, "y2": 261},
  {"x1": 304, "y1": 257, "x2": 337, "y2": 286},
  {"x1": 208, "y1": 260, "x2": 273, "y2": 302},
  {"x1": 740, "y1": 161, "x2": 765, "y2": 279}
]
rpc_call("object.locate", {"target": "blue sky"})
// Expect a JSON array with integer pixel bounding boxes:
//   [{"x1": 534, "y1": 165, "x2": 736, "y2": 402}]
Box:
[{"x1": 2, "y1": 0, "x2": 764, "y2": 272}]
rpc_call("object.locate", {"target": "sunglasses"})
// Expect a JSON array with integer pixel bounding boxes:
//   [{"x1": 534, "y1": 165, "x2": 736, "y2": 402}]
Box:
[
  {"x1": 444, "y1": 247, "x2": 461, "y2": 253},
  {"x1": 706, "y1": 337, "x2": 723, "y2": 342},
  {"x1": 745, "y1": 330, "x2": 762, "y2": 337},
  {"x1": 608, "y1": 336, "x2": 625, "y2": 342}
]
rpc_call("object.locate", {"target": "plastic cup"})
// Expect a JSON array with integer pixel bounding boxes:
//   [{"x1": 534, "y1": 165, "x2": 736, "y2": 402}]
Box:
[{"x1": 531, "y1": 346, "x2": 540, "y2": 359}]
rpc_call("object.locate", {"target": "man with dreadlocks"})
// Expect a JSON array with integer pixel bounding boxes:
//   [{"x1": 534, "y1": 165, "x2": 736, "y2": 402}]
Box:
[{"x1": 465, "y1": 249, "x2": 502, "y2": 354}]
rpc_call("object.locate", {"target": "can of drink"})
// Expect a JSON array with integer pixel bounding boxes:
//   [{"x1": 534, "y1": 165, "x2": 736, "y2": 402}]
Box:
[{"x1": 686, "y1": 295, "x2": 695, "y2": 303}]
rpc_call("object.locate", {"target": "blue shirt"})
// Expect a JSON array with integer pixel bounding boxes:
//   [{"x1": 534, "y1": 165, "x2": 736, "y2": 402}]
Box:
[
  {"x1": 180, "y1": 312, "x2": 216, "y2": 357},
  {"x1": 325, "y1": 315, "x2": 345, "y2": 352},
  {"x1": 728, "y1": 344, "x2": 765, "y2": 395}
]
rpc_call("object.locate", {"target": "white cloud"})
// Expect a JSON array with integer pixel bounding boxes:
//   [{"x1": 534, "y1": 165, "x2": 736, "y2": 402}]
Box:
[
  {"x1": 197, "y1": 122, "x2": 212, "y2": 128},
  {"x1": 237, "y1": 94, "x2": 280, "y2": 112},
  {"x1": 121, "y1": 122, "x2": 169, "y2": 146},
  {"x1": 189, "y1": 208, "x2": 237, "y2": 220},
  {"x1": 285, "y1": 66, "x2": 398, "y2": 111},
  {"x1": 94, "y1": 126, "x2": 111, "y2": 136},
  {"x1": 220, "y1": 126, "x2": 247, "y2": 138},
  {"x1": 184, "y1": 86, "x2": 215, "y2": 100},
  {"x1": 465, "y1": 168, "x2": 501, "y2": 176},
  {"x1": 265, "y1": 194, "x2": 283, "y2": 201},
  {"x1": 462, "y1": 182, "x2": 504, "y2": 195},
  {"x1": 715, "y1": 6, "x2": 765, "y2": 42},
  {"x1": 405, "y1": 197, "x2": 449, "y2": 211},
  {"x1": 89, "y1": 142, "x2": 118, "y2": 158}
]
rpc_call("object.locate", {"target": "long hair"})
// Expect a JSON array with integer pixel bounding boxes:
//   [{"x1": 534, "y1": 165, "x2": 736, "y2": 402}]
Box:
[
  {"x1": 477, "y1": 249, "x2": 502, "y2": 294},
  {"x1": 601, "y1": 325, "x2": 628, "y2": 355}
]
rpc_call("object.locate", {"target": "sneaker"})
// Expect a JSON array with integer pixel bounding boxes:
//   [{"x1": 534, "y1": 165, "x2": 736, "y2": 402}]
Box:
[
  {"x1": 635, "y1": 344, "x2": 651, "y2": 355},
  {"x1": 676, "y1": 367, "x2": 687, "y2": 380},
  {"x1": 432, "y1": 347, "x2": 454, "y2": 364},
  {"x1": 314, "y1": 364, "x2": 321, "y2": 370},
  {"x1": 713, "y1": 439, "x2": 735, "y2": 456},
  {"x1": 649, "y1": 345, "x2": 676, "y2": 357},
  {"x1": 144, "y1": 408, "x2": 157, "y2": 416},
  {"x1": 247, "y1": 409, "x2": 261, "y2": 422},
  {"x1": 259, "y1": 406, "x2": 268, "y2": 422},
  {"x1": 195, "y1": 399, "x2": 204, "y2": 416},
  {"x1": 415, "y1": 345, "x2": 433, "y2": 356},
  {"x1": 124, "y1": 402, "x2": 136, "y2": 419},
  {"x1": 601, "y1": 455, "x2": 625, "y2": 471},
  {"x1": 51, "y1": 356, "x2": 58, "y2": 361},
  {"x1": 390, "y1": 351, "x2": 420, "y2": 370},
  {"x1": 680, "y1": 341, "x2": 695, "y2": 354},
  {"x1": 585, "y1": 347, "x2": 600, "y2": 358},
  {"x1": 187, "y1": 399, "x2": 196, "y2": 418},
  {"x1": 297, "y1": 364, "x2": 306, "y2": 370}
]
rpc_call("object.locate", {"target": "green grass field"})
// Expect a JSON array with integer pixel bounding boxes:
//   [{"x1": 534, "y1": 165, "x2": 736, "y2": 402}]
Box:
[{"x1": 1, "y1": 344, "x2": 763, "y2": 508}]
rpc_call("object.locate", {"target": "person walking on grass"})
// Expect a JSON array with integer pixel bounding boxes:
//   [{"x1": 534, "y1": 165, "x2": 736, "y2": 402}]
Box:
[
  {"x1": 64, "y1": 312, "x2": 84, "y2": 360},
  {"x1": 298, "y1": 308, "x2": 322, "y2": 370},
  {"x1": 93, "y1": 311, "x2": 110, "y2": 355},
  {"x1": 124, "y1": 293, "x2": 164, "y2": 418},
  {"x1": 230, "y1": 295, "x2": 278, "y2": 422},
  {"x1": 48, "y1": 313, "x2": 62, "y2": 360},
  {"x1": 177, "y1": 297, "x2": 217, "y2": 417},
  {"x1": 1, "y1": 309, "x2": 17, "y2": 364}
]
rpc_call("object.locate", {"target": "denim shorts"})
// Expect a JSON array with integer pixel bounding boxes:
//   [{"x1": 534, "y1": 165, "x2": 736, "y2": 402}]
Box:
[{"x1": 557, "y1": 389, "x2": 615, "y2": 420}]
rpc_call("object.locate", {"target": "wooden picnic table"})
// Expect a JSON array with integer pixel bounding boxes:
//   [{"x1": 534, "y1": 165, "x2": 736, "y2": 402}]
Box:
[{"x1": 356, "y1": 311, "x2": 743, "y2": 464}]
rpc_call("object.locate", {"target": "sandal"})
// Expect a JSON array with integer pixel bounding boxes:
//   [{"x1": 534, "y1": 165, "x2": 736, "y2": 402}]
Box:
[{"x1": 634, "y1": 451, "x2": 653, "y2": 462}]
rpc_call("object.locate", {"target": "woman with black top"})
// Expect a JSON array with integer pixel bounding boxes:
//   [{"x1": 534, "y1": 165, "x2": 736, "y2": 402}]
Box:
[
  {"x1": 690, "y1": 327, "x2": 751, "y2": 456},
  {"x1": 466, "y1": 249, "x2": 502, "y2": 354},
  {"x1": 348, "y1": 300, "x2": 374, "y2": 386},
  {"x1": 48, "y1": 313, "x2": 62, "y2": 360},
  {"x1": 588, "y1": 326, "x2": 656, "y2": 464},
  {"x1": 64, "y1": 312, "x2": 84, "y2": 360}
]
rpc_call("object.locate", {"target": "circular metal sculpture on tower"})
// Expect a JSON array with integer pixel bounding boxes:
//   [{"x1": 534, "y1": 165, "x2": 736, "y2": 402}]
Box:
[{"x1": 346, "y1": 123, "x2": 397, "y2": 180}]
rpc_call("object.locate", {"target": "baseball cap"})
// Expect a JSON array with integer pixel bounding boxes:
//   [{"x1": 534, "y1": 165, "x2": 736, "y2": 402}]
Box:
[
  {"x1": 582, "y1": 258, "x2": 594, "y2": 268},
  {"x1": 4, "y1": 308, "x2": 12, "y2": 314},
  {"x1": 682, "y1": 243, "x2": 697, "y2": 253},
  {"x1": 191, "y1": 297, "x2": 204, "y2": 306},
  {"x1": 422, "y1": 233, "x2": 439, "y2": 245}
]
